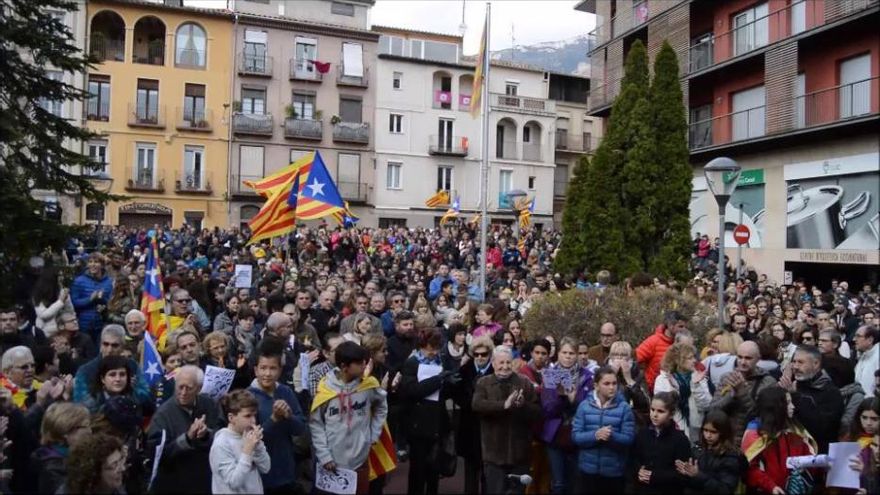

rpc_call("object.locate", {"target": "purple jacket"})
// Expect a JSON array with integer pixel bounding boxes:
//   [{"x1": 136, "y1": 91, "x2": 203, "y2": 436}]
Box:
[{"x1": 539, "y1": 365, "x2": 594, "y2": 444}]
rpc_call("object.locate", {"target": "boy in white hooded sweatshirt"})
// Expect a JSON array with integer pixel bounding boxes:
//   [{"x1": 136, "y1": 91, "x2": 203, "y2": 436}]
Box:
[{"x1": 210, "y1": 389, "x2": 271, "y2": 494}]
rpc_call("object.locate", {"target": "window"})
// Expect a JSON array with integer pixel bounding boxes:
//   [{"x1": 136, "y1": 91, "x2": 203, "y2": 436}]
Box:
[
  {"x1": 500, "y1": 170, "x2": 513, "y2": 194},
  {"x1": 523, "y1": 126, "x2": 531, "y2": 143},
  {"x1": 294, "y1": 37, "x2": 317, "y2": 78},
  {"x1": 87, "y1": 140, "x2": 108, "y2": 175},
  {"x1": 338, "y1": 153, "x2": 362, "y2": 200},
  {"x1": 339, "y1": 96, "x2": 362, "y2": 123},
  {"x1": 135, "y1": 143, "x2": 156, "y2": 186},
  {"x1": 331, "y1": 1, "x2": 355, "y2": 16},
  {"x1": 342, "y1": 42, "x2": 364, "y2": 78},
  {"x1": 438, "y1": 118, "x2": 453, "y2": 150},
  {"x1": 379, "y1": 35, "x2": 405, "y2": 56},
  {"x1": 690, "y1": 32, "x2": 713, "y2": 72},
  {"x1": 240, "y1": 205, "x2": 260, "y2": 229},
  {"x1": 839, "y1": 53, "x2": 871, "y2": 118},
  {"x1": 239, "y1": 145, "x2": 264, "y2": 187},
  {"x1": 733, "y1": 3, "x2": 768, "y2": 56},
  {"x1": 292, "y1": 92, "x2": 315, "y2": 120},
  {"x1": 88, "y1": 75, "x2": 111, "y2": 121},
  {"x1": 528, "y1": 176, "x2": 536, "y2": 190},
  {"x1": 183, "y1": 145, "x2": 205, "y2": 189},
  {"x1": 41, "y1": 71, "x2": 64, "y2": 117},
  {"x1": 392, "y1": 71, "x2": 402, "y2": 89},
  {"x1": 389, "y1": 113, "x2": 403, "y2": 133},
  {"x1": 423, "y1": 40, "x2": 457, "y2": 63},
  {"x1": 437, "y1": 166, "x2": 453, "y2": 192},
  {"x1": 183, "y1": 211, "x2": 204, "y2": 230},
  {"x1": 386, "y1": 161, "x2": 402, "y2": 189},
  {"x1": 378, "y1": 218, "x2": 406, "y2": 228},
  {"x1": 241, "y1": 88, "x2": 266, "y2": 115},
  {"x1": 689, "y1": 104, "x2": 712, "y2": 147},
  {"x1": 176, "y1": 23, "x2": 207, "y2": 67},
  {"x1": 290, "y1": 149, "x2": 310, "y2": 163},
  {"x1": 554, "y1": 163, "x2": 569, "y2": 196},
  {"x1": 731, "y1": 85, "x2": 765, "y2": 140},
  {"x1": 183, "y1": 83, "x2": 206, "y2": 123},
  {"x1": 243, "y1": 29, "x2": 267, "y2": 72},
  {"x1": 136, "y1": 79, "x2": 159, "y2": 123},
  {"x1": 85, "y1": 203, "x2": 104, "y2": 222},
  {"x1": 505, "y1": 83, "x2": 518, "y2": 96},
  {"x1": 410, "y1": 39, "x2": 423, "y2": 58}
]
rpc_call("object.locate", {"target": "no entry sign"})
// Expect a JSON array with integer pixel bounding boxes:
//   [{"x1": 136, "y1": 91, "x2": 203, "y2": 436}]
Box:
[{"x1": 733, "y1": 224, "x2": 750, "y2": 245}]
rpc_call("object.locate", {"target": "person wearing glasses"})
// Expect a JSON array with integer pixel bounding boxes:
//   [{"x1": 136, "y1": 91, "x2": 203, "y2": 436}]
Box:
[
  {"x1": 587, "y1": 322, "x2": 618, "y2": 365},
  {"x1": 53, "y1": 310, "x2": 96, "y2": 368},
  {"x1": 167, "y1": 289, "x2": 204, "y2": 337},
  {"x1": 380, "y1": 291, "x2": 408, "y2": 337},
  {"x1": 450, "y1": 334, "x2": 494, "y2": 494},
  {"x1": 71, "y1": 324, "x2": 151, "y2": 407},
  {"x1": 854, "y1": 325, "x2": 878, "y2": 398}
]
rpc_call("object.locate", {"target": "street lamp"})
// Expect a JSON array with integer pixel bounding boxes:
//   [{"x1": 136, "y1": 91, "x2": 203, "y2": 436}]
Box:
[{"x1": 703, "y1": 157, "x2": 741, "y2": 330}]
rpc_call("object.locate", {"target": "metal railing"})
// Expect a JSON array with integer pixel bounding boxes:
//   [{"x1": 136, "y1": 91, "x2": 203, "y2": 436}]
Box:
[
  {"x1": 128, "y1": 102, "x2": 165, "y2": 128},
  {"x1": 556, "y1": 131, "x2": 593, "y2": 152},
  {"x1": 175, "y1": 48, "x2": 206, "y2": 68},
  {"x1": 233, "y1": 112, "x2": 274, "y2": 136},
  {"x1": 337, "y1": 67, "x2": 369, "y2": 87},
  {"x1": 176, "y1": 107, "x2": 212, "y2": 131},
  {"x1": 133, "y1": 41, "x2": 165, "y2": 65},
  {"x1": 239, "y1": 54, "x2": 273, "y2": 76},
  {"x1": 555, "y1": 130, "x2": 568, "y2": 149},
  {"x1": 289, "y1": 59, "x2": 324, "y2": 82},
  {"x1": 332, "y1": 121, "x2": 370, "y2": 144},
  {"x1": 496, "y1": 140, "x2": 517, "y2": 160},
  {"x1": 428, "y1": 135, "x2": 469, "y2": 156},
  {"x1": 338, "y1": 181, "x2": 369, "y2": 202},
  {"x1": 87, "y1": 99, "x2": 110, "y2": 121},
  {"x1": 284, "y1": 118, "x2": 323, "y2": 140},
  {"x1": 175, "y1": 170, "x2": 212, "y2": 194},
  {"x1": 126, "y1": 168, "x2": 165, "y2": 192},
  {"x1": 491, "y1": 93, "x2": 555, "y2": 113},
  {"x1": 231, "y1": 174, "x2": 262, "y2": 195},
  {"x1": 433, "y1": 90, "x2": 453, "y2": 109},
  {"x1": 523, "y1": 142, "x2": 542, "y2": 161},
  {"x1": 687, "y1": 77, "x2": 878, "y2": 150},
  {"x1": 89, "y1": 35, "x2": 125, "y2": 62}
]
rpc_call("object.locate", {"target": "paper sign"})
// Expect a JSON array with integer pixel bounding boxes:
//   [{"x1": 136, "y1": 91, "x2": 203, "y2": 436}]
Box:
[
  {"x1": 542, "y1": 368, "x2": 573, "y2": 390},
  {"x1": 417, "y1": 363, "x2": 443, "y2": 402},
  {"x1": 826, "y1": 442, "x2": 862, "y2": 489},
  {"x1": 234, "y1": 264, "x2": 252, "y2": 288},
  {"x1": 300, "y1": 352, "x2": 310, "y2": 393},
  {"x1": 315, "y1": 465, "x2": 357, "y2": 495},
  {"x1": 148, "y1": 429, "x2": 166, "y2": 491},
  {"x1": 200, "y1": 365, "x2": 236, "y2": 400},
  {"x1": 786, "y1": 454, "x2": 830, "y2": 469},
  {"x1": 783, "y1": 270, "x2": 793, "y2": 285}
]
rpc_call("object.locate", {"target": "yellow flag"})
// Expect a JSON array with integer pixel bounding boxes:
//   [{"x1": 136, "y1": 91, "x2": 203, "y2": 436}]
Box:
[{"x1": 470, "y1": 12, "x2": 488, "y2": 118}]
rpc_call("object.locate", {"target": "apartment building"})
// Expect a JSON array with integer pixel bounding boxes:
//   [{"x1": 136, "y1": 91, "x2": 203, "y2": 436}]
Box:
[
  {"x1": 85, "y1": 0, "x2": 233, "y2": 229},
  {"x1": 577, "y1": 0, "x2": 879, "y2": 285},
  {"x1": 228, "y1": 0, "x2": 378, "y2": 228},
  {"x1": 372, "y1": 26, "x2": 563, "y2": 229}
]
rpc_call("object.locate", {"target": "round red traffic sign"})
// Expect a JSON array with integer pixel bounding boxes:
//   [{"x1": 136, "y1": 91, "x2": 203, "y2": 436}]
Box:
[{"x1": 733, "y1": 224, "x2": 750, "y2": 245}]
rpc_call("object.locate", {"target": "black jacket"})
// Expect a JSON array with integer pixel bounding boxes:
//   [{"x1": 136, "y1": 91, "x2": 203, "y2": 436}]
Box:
[
  {"x1": 450, "y1": 361, "x2": 493, "y2": 459},
  {"x1": 386, "y1": 333, "x2": 415, "y2": 374},
  {"x1": 398, "y1": 356, "x2": 451, "y2": 441},
  {"x1": 792, "y1": 370, "x2": 844, "y2": 453},
  {"x1": 686, "y1": 447, "x2": 747, "y2": 494},
  {"x1": 632, "y1": 423, "x2": 692, "y2": 494}
]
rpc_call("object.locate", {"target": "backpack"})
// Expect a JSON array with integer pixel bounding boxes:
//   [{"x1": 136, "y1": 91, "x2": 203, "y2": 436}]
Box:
[{"x1": 785, "y1": 467, "x2": 814, "y2": 495}]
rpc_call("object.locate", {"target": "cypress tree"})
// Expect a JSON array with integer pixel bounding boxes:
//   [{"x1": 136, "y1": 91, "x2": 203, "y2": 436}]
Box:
[
  {"x1": 554, "y1": 154, "x2": 591, "y2": 275},
  {"x1": 647, "y1": 41, "x2": 692, "y2": 280}
]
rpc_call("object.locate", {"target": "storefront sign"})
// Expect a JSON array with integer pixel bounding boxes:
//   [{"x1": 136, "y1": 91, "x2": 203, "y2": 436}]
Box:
[
  {"x1": 119, "y1": 202, "x2": 173, "y2": 215},
  {"x1": 737, "y1": 169, "x2": 764, "y2": 186},
  {"x1": 797, "y1": 250, "x2": 872, "y2": 264}
]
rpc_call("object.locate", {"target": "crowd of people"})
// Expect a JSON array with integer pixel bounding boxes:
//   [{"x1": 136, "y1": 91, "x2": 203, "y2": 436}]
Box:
[{"x1": 0, "y1": 222, "x2": 878, "y2": 495}]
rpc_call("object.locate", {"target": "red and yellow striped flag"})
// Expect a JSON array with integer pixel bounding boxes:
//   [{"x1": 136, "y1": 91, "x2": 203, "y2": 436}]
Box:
[
  {"x1": 424, "y1": 190, "x2": 450, "y2": 208},
  {"x1": 470, "y1": 11, "x2": 488, "y2": 118},
  {"x1": 368, "y1": 423, "x2": 398, "y2": 480},
  {"x1": 247, "y1": 173, "x2": 300, "y2": 246}
]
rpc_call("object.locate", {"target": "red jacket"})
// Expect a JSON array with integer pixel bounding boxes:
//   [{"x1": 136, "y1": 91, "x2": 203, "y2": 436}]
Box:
[
  {"x1": 743, "y1": 428, "x2": 814, "y2": 494},
  {"x1": 635, "y1": 325, "x2": 673, "y2": 391}
]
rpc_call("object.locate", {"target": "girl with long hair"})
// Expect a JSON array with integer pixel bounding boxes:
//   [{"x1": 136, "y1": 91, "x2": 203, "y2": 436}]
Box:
[
  {"x1": 632, "y1": 391, "x2": 692, "y2": 494},
  {"x1": 678, "y1": 410, "x2": 747, "y2": 494}
]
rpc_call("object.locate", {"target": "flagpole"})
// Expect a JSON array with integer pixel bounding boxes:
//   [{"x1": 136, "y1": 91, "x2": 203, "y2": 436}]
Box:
[{"x1": 478, "y1": 3, "x2": 491, "y2": 302}]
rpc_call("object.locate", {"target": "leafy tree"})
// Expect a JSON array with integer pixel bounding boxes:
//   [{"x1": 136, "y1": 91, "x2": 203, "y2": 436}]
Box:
[
  {"x1": 554, "y1": 155, "x2": 591, "y2": 275},
  {"x1": 0, "y1": 0, "x2": 118, "y2": 301}
]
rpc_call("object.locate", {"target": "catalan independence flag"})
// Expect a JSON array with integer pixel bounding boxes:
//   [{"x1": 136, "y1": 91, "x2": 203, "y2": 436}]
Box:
[
  {"x1": 247, "y1": 172, "x2": 300, "y2": 245},
  {"x1": 424, "y1": 190, "x2": 450, "y2": 208},
  {"x1": 330, "y1": 201, "x2": 359, "y2": 228},
  {"x1": 439, "y1": 195, "x2": 461, "y2": 225},
  {"x1": 470, "y1": 10, "x2": 488, "y2": 118},
  {"x1": 140, "y1": 235, "x2": 169, "y2": 350},
  {"x1": 243, "y1": 154, "x2": 311, "y2": 197},
  {"x1": 518, "y1": 197, "x2": 535, "y2": 230},
  {"x1": 295, "y1": 151, "x2": 346, "y2": 220}
]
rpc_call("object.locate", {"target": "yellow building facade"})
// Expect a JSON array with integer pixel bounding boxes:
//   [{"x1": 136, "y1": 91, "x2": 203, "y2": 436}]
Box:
[{"x1": 85, "y1": 0, "x2": 233, "y2": 229}]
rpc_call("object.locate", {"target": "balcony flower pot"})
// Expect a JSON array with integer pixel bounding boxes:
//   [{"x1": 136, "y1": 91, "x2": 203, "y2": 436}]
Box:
[{"x1": 330, "y1": 115, "x2": 342, "y2": 125}]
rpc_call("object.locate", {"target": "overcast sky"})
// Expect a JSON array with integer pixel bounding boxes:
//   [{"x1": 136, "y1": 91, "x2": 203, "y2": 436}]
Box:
[{"x1": 186, "y1": 0, "x2": 595, "y2": 55}]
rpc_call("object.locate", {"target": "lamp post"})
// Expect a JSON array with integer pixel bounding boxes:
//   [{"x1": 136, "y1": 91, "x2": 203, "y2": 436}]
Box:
[{"x1": 703, "y1": 157, "x2": 741, "y2": 330}]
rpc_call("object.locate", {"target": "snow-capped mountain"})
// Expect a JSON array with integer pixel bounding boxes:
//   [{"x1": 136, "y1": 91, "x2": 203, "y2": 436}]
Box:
[{"x1": 492, "y1": 35, "x2": 593, "y2": 76}]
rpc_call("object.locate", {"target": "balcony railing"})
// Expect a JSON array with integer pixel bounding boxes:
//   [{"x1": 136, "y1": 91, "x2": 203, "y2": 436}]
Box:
[
  {"x1": 428, "y1": 135, "x2": 469, "y2": 156},
  {"x1": 239, "y1": 54, "x2": 273, "y2": 77},
  {"x1": 87, "y1": 100, "x2": 110, "y2": 122},
  {"x1": 523, "y1": 143, "x2": 542, "y2": 161},
  {"x1": 336, "y1": 67, "x2": 369, "y2": 88},
  {"x1": 289, "y1": 59, "x2": 324, "y2": 82},
  {"x1": 175, "y1": 170, "x2": 212, "y2": 195},
  {"x1": 491, "y1": 93, "x2": 555, "y2": 114},
  {"x1": 231, "y1": 174, "x2": 262, "y2": 196},
  {"x1": 688, "y1": 0, "x2": 877, "y2": 75},
  {"x1": 688, "y1": 77, "x2": 878, "y2": 150},
  {"x1": 555, "y1": 130, "x2": 568, "y2": 149},
  {"x1": 589, "y1": 2, "x2": 650, "y2": 47},
  {"x1": 433, "y1": 90, "x2": 453, "y2": 109},
  {"x1": 232, "y1": 112, "x2": 273, "y2": 136},
  {"x1": 284, "y1": 118, "x2": 323, "y2": 140},
  {"x1": 496, "y1": 140, "x2": 517, "y2": 160},
  {"x1": 128, "y1": 103, "x2": 165, "y2": 128},
  {"x1": 126, "y1": 168, "x2": 165, "y2": 192},
  {"x1": 332, "y1": 121, "x2": 370, "y2": 144},
  {"x1": 89, "y1": 35, "x2": 125, "y2": 62},
  {"x1": 133, "y1": 42, "x2": 165, "y2": 65},
  {"x1": 338, "y1": 181, "x2": 369, "y2": 203},
  {"x1": 176, "y1": 107, "x2": 212, "y2": 132}
]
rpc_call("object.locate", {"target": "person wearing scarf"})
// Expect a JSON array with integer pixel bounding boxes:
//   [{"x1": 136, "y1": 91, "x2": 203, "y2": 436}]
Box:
[{"x1": 653, "y1": 343, "x2": 711, "y2": 440}]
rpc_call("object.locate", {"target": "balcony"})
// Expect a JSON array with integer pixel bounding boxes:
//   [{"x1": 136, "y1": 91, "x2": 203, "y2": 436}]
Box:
[
  {"x1": 688, "y1": 0, "x2": 878, "y2": 76},
  {"x1": 176, "y1": 107, "x2": 212, "y2": 132},
  {"x1": 127, "y1": 103, "x2": 165, "y2": 128},
  {"x1": 332, "y1": 121, "x2": 370, "y2": 144},
  {"x1": 496, "y1": 140, "x2": 517, "y2": 160},
  {"x1": 233, "y1": 112, "x2": 273, "y2": 136},
  {"x1": 289, "y1": 59, "x2": 323, "y2": 82},
  {"x1": 688, "y1": 76, "x2": 878, "y2": 151},
  {"x1": 491, "y1": 93, "x2": 556, "y2": 116},
  {"x1": 126, "y1": 168, "x2": 164, "y2": 193},
  {"x1": 284, "y1": 118, "x2": 323, "y2": 140},
  {"x1": 336, "y1": 67, "x2": 369, "y2": 88},
  {"x1": 428, "y1": 135, "x2": 469, "y2": 156},
  {"x1": 433, "y1": 90, "x2": 453, "y2": 110},
  {"x1": 87, "y1": 100, "x2": 110, "y2": 122},
  {"x1": 133, "y1": 40, "x2": 165, "y2": 66},
  {"x1": 231, "y1": 174, "x2": 261, "y2": 197},
  {"x1": 589, "y1": 1, "x2": 650, "y2": 48},
  {"x1": 175, "y1": 171, "x2": 212, "y2": 195},
  {"x1": 338, "y1": 181, "x2": 369, "y2": 203},
  {"x1": 523, "y1": 143, "x2": 542, "y2": 161},
  {"x1": 238, "y1": 54, "x2": 273, "y2": 77},
  {"x1": 555, "y1": 130, "x2": 594, "y2": 152},
  {"x1": 89, "y1": 35, "x2": 125, "y2": 63}
]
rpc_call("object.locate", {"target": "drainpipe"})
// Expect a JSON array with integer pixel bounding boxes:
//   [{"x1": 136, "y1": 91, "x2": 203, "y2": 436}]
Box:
[{"x1": 226, "y1": 8, "x2": 239, "y2": 228}]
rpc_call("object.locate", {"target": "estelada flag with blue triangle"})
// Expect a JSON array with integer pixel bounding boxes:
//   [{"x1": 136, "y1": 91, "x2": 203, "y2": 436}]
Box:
[
  {"x1": 140, "y1": 235, "x2": 169, "y2": 350},
  {"x1": 296, "y1": 151, "x2": 346, "y2": 219},
  {"x1": 440, "y1": 195, "x2": 461, "y2": 225},
  {"x1": 141, "y1": 331, "x2": 165, "y2": 389},
  {"x1": 331, "y1": 201, "x2": 359, "y2": 228}
]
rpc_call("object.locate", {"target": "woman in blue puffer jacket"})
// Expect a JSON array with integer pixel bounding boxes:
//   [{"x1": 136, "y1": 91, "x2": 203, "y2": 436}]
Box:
[{"x1": 572, "y1": 366, "x2": 636, "y2": 495}]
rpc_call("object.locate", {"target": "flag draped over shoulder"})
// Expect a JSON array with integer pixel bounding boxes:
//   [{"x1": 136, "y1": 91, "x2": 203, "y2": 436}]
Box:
[
  {"x1": 140, "y1": 236, "x2": 169, "y2": 350},
  {"x1": 439, "y1": 195, "x2": 461, "y2": 225},
  {"x1": 424, "y1": 190, "x2": 450, "y2": 208},
  {"x1": 470, "y1": 12, "x2": 488, "y2": 118}
]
